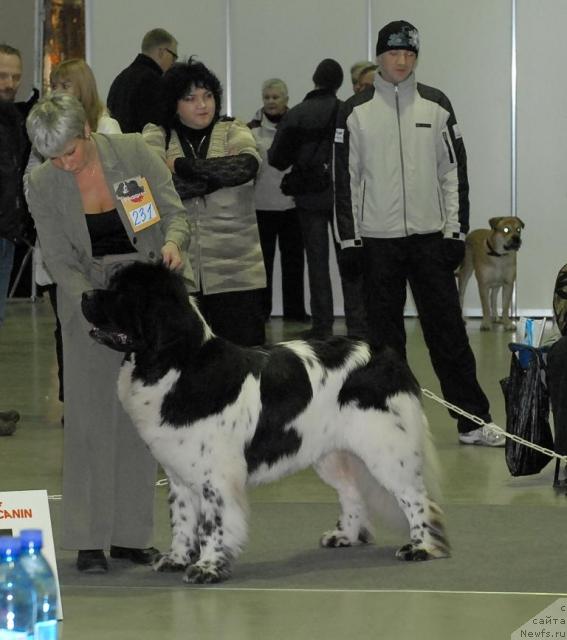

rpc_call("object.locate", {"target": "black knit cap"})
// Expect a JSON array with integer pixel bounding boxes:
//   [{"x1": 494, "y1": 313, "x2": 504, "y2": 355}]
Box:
[
  {"x1": 312, "y1": 58, "x2": 344, "y2": 91},
  {"x1": 375, "y1": 20, "x2": 420, "y2": 57}
]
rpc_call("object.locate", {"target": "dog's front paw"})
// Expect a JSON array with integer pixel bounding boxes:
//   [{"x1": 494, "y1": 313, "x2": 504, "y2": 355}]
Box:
[
  {"x1": 183, "y1": 559, "x2": 232, "y2": 584},
  {"x1": 152, "y1": 552, "x2": 188, "y2": 572},
  {"x1": 502, "y1": 320, "x2": 516, "y2": 331},
  {"x1": 480, "y1": 320, "x2": 492, "y2": 331}
]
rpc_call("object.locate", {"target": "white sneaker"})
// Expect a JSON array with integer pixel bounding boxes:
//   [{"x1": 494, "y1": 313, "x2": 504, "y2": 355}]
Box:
[{"x1": 459, "y1": 424, "x2": 506, "y2": 447}]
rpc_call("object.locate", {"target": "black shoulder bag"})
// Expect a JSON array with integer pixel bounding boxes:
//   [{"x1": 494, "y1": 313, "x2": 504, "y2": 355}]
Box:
[{"x1": 280, "y1": 101, "x2": 339, "y2": 197}]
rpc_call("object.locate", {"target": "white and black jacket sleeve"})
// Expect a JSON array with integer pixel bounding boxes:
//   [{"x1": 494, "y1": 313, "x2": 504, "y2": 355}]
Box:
[
  {"x1": 333, "y1": 95, "x2": 366, "y2": 249},
  {"x1": 428, "y1": 88, "x2": 470, "y2": 240}
]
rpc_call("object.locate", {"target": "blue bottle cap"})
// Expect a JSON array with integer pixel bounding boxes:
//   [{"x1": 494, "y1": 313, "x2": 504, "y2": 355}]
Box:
[
  {"x1": 19, "y1": 529, "x2": 44, "y2": 549},
  {"x1": 0, "y1": 536, "x2": 21, "y2": 557}
]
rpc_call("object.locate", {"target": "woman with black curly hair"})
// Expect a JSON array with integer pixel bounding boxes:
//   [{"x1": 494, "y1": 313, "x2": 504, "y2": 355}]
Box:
[{"x1": 143, "y1": 59, "x2": 266, "y2": 346}]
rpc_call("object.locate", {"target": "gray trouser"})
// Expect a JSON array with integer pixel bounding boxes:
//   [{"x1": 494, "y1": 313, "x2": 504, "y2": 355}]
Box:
[{"x1": 61, "y1": 254, "x2": 156, "y2": 550}]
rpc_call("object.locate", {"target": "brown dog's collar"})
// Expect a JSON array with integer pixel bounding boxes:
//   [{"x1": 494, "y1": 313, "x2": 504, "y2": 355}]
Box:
[{"x1": 486, "y1": 239, "x2": 505, "y2": 257}]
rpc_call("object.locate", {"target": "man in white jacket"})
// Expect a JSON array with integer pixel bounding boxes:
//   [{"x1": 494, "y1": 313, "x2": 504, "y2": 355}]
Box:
[{"x1": 333, "y1": 20, "x2": 503, "y2": 447}]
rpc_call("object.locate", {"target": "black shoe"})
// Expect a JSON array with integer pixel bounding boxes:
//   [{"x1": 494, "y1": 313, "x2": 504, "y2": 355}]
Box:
[
  {"x1": 298, "y1": 328, "x2": 332, "y2": 341},
  {"x1": 0, "y1": 410, "x2": 19, "y2": 436},
  {"x1": 0, "y1": 410, "x2": 20, "y2": 423},
  {"x1": 347, "y1": 333, "x2": 368, "y2": 341},
  {"x1": 283, "y1": 313, "x2": 311, "y2": 323},
  {"x1": 77, "y1": 549, "x2": 108, "y2": 573},
  {"x1": 109, "y1": 545, "x2": 160, "y2": 565}
]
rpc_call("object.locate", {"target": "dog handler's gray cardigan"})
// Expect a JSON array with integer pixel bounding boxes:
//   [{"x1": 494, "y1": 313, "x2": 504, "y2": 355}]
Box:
[
  {"x1": 25, "y1": 132, "x2": 193, "y2": 551},
  {"x1": 143, "y1": 119, "x2": 266, "y2": 295},
  {"x1": 333, "y1": 71, "x2": 470, "y2": 247},
  {"x1": 26, "y1": 132, "x2": 194, "y2": 326}
]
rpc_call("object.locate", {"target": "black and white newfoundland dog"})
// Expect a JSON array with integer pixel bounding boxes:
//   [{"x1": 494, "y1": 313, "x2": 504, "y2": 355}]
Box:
[{"x1": 81, "y1": 262, "x2": 450, "y2": 584}]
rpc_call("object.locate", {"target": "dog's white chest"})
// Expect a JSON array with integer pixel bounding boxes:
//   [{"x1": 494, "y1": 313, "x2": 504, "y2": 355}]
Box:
[{"x1": 118, "y1": 359, "x2": 181, "y2": 437}]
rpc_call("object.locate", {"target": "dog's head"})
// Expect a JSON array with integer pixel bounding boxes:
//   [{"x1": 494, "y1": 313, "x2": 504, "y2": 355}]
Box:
[
  {"x1": 81, "y1": 262, "x2": 206, "y2": 354},
  {"x1": 488, "y1": 216, "x2": 525, "y2": 252}
]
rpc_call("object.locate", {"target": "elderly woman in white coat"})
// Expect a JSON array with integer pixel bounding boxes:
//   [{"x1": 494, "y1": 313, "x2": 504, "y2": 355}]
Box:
[
  {"x1": 248, "y1": 78, "x2": 307, "y2": 322},
  {"x1": 26, "y1": 93, "x2": 193, "y2": 573}
]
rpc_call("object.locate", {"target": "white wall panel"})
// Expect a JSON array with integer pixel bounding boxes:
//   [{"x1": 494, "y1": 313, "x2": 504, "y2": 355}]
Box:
[
  {"x1": 85, "y1": 0, "x2": 564, "y2": 317},
  {"x1": 230, "y1": 0, "x2": 369, "y2": 120},
  {"x1": 0, "y1": 0, "x2": 37, "y2": 100},
  {"x1": 230, "y1": 0, "x2": 369, "y2": 315},
  {"x1": 88, "y1": 0, "x2": 226, "y2": 110},
  {"x1": 516, "y1": 0, "x2": 567, "y2": 315}
]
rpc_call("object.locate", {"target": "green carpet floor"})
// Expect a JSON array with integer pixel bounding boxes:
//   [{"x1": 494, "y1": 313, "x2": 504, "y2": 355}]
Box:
[{"x1": 54, "y1": 502, "x2": 566, "y2": 594}]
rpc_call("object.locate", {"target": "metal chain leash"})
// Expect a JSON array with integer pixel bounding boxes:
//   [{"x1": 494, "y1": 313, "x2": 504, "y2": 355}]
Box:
[
  {"x1": 45, "y1": 389, "x2": 566, "y2": 501},
  {"x1": 421, "y1": 387, "x2": 567, "y2": 463}
]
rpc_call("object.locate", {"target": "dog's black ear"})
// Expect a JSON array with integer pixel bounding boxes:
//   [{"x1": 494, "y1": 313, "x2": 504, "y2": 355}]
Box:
[
  {"x1": 489, "y1": 217, "x2": 503, "y2": 229},
  {"x1": 517, "y1": 218, "x2": 525, "y2": 228}
]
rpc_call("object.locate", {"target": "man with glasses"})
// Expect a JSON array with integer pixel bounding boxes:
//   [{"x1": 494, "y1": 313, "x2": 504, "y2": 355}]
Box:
[{"x1": 107, "y1": 28, "x2": 178, "y2": 133}]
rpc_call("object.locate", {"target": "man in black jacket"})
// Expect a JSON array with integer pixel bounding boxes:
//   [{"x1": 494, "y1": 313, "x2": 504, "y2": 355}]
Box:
[
  {"x1": 0, "y1": 43, "x2": 33, "y2": 435},
  {"x1": 107, "y1": 28, "x2": 178, "y2": 133},
  {"x1": 269, "y1": 59, "x2": 367, "y2": 339}
]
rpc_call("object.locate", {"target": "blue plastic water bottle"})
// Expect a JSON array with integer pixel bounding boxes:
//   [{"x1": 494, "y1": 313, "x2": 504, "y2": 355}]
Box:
[
  {"x1": 0, "y1": 536, "x2": 36, "y2": 639},
  {"x1": 18, "y1": 531, "x2": 58, "y2": 640}
]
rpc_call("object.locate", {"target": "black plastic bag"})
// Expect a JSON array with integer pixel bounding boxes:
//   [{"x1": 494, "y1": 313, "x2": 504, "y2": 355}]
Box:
[{"x1": 500, "y1": 344, "x2": 554, "y2": 476}]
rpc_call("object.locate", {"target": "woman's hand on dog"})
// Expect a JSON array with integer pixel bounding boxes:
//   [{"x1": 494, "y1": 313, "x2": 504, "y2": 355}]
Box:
[{"x1": 161, "y1": 241, "x2": 184, "y2": 271}]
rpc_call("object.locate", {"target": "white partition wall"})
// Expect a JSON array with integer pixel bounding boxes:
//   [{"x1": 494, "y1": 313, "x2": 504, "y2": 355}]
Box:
[
  {"x1": 516, "y1": 0, "x2": 567, "y2": 315},
  {"x1": 88, "y1": 0, "x2": 227, "y2": 112},
  {"x1": 0, "y1": 0, "x2": 37, "y2": 100},
  {"x1": 230, "y1": 0, "x2": 371, "y2": 315},
  {"x1": 85, "y1": 0, "x2": 559, "y2": 317},
  {"x1": 230, "y1": 0, "x2": 370, "y2": 120}
]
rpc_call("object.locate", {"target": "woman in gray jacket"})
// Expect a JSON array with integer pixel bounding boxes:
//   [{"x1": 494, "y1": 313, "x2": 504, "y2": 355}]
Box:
[
  {"x1": 26, "y1": 93, "x2": 193, "y2": 572},
  {"x1": 143, "y1": 59, "x2": 266, "y2": 346}
]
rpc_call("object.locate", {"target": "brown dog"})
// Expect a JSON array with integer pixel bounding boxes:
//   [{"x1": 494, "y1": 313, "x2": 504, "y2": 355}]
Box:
[{"x1": 458, "y1": 216, "x2": 525, "y2": 331}]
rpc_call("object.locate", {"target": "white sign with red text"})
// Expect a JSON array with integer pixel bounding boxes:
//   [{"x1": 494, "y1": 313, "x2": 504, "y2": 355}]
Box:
[{"x1": 0, "y1": 490, "x2": 63, "y2": 619}]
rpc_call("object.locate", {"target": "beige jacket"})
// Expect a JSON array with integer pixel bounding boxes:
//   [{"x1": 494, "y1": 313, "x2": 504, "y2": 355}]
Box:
[
  {"x1": 143, "y1": 119, "x2": 266, "y2": 295},
  {"x1": 26, "y1": 132, "x2": 194, "y2": 325}
]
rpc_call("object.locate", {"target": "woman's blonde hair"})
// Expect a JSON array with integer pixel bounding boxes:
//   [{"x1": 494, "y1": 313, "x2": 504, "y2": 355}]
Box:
[{"x1": 50, "y1": 59, "x2": 103, "y2": 132}]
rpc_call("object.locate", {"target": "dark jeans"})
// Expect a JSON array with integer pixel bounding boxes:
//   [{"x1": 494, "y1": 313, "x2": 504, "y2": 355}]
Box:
[
  {"x1": 298, "y1": 207, "x2": 367, "y2": 337},
  {"x1": 362, "y1": 234, "x2": 490, "y2": 433},
  {"x1": 196, "y1": 288, "x2": 265, "y2": 347},
  {"x1": 256, "y1": 209, "x2": 306, "y2": 319},
  {"x1": 0, "y1": 238, "x2": 15, "y2": 327}
]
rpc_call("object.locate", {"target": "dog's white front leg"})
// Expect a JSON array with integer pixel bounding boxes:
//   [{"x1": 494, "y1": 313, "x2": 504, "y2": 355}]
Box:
[
  {"x1": 184, "y1": 473, "x2": 249, "y2": 584},
  {"x1": 490, "y1": 287, "x2": 500, "y2": 324},
  {"x1": 500, "y1": 281, "x2": 516, "y2": 330},
  {"x1": 153, "y1": 477, "x2": 200, "y2": 573},
  {"x1": 477, "y1": 281, "x2": 493, "y2": 330}
]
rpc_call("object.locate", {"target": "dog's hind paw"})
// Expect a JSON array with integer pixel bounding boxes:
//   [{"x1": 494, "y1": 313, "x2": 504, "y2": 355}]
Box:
[
  {"x1": 320, "y1": 527, "x2": 371, "y2": 548},
  {"x1": 183, "y1": 559, "x2": 232, "y2": 584},
  {"x1": 152, "y1": 553, "x2": 187, "y2": 572},
  {"x1": 395, "y1": 542, "x2": 450, "y2": 562}
]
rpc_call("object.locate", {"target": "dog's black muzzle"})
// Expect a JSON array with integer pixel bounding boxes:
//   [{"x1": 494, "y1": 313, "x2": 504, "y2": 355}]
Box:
[
  {"x1": 81, "y1": 290, "x2": 135, "y2": 352},
  {"x1": 505, "y1": 235, "x2": 522, "y2": 251}
]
